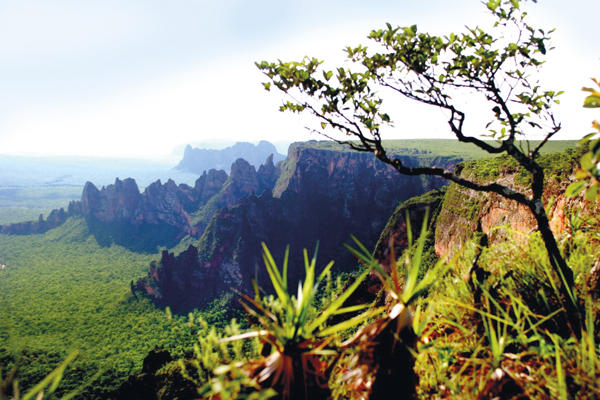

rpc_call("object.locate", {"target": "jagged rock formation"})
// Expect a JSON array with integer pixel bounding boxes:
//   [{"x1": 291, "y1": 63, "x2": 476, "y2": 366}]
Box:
[
  {"x1": 0, "y1": 141, "x2": 470, "y2": 312},
  {"x1": 175, "y1": 140, "x2": 285, "y2": 174},
  {"x1": 81, "y1": 178, "x2": 141, "y2": 223},
  {"x1": 138, "y1": 143, "x2": 461, "y2": 312},
  {"x1": 0, "y1": 155, "x2": 281, "y2": 253},
  {"x1": 79, "y1": 156, "x2": 281, "y2": 250}
]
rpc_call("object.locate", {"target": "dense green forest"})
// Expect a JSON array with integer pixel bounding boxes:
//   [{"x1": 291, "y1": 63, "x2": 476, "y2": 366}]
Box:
[{"x1": 0, "y1": 217, "x2": 235, "y2": 398}]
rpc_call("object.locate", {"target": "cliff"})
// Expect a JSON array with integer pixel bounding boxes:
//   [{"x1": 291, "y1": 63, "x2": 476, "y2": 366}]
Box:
[
  {"x1": 433, "y1": 150, "x2": 588, "y2": 259},
  {"x1": 373, "y1": 188, "x2": 446, "y2": 273},
  {"x1": 175, "y1": 140, "x2": 285, "y2": 174},
  {"x1": 370, "y1": 148, "x2": 591, "y2": 272},
  {"x1": 78, "y1": 156, "x2": 280, "y2": 251},
  {"x1": 138, "y1": 144, "x2": 462, "y2": 312}
]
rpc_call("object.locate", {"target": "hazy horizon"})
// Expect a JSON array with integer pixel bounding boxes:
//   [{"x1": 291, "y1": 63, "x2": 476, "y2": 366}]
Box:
[{"x1": 1, "y1": 0, "x2": 598, "y2": 158}]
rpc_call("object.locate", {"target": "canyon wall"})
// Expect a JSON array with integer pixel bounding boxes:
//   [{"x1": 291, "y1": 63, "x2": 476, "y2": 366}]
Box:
[{"x1": 137, "y1": 144, "x2": 461, "y2": 311}]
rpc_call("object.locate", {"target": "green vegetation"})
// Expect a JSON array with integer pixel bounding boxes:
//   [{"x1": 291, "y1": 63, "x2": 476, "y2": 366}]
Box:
[
  {"x1": 567, "y1": 76, "x2": 600, "y2": 200},
  {"x1": 374, "y1": 188, "x2": 446, "y2": 279},
  {"x1": 157, "y1": 197, "x2": 600, "y2": 399},
  {"x1": 0, "y1": 349, "x2": 81, "y2": 400},
  {"x1": 299, "y1": 139, "x2": 576, "y2": 160},
  {"x1": 411, "y1": 224, "x2": 600, "y2": 399},
  {"x1": 0, "y1": 217, "x2": 225, "y2": 399},
  {"x1": 201, "y1": 243, "x2": 381, "y2": 399},
  {"x1": 458, "y1": 147, "x2": 583, "y2": 188},
  {"x1": 1, "y1": 142, "x2": 597, "y2": 399},
  {"x1": 0, "y1": 2, "x2": 592, "y2": 393},
  {"x1": 0, "y1": 186, "x2": 81, "y2": 225}
]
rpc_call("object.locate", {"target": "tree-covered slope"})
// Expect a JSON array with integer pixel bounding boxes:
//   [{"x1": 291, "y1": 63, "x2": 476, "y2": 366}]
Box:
[{"x1": 0, "y1": 217, "x2": 203, "y2": 399}]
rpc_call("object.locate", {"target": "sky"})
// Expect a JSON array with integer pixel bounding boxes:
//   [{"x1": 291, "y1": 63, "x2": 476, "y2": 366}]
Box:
[{"x1": 0, "y1": 0, "x2": 598, "y2": 158}]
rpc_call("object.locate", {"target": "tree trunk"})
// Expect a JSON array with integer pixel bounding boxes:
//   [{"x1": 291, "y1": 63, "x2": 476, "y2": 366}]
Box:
[{"x1": 529, "y1": 200, "x2": 581, "y2": 334}]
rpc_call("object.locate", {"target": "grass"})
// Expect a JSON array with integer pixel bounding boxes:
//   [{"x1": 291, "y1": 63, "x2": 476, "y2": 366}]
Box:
[
  {"x1": 411, "y1": 220, "x2": 600, "y2": 399},
  {"x1": 173, "y1": 197, "x2": 600, "y2": 399}
]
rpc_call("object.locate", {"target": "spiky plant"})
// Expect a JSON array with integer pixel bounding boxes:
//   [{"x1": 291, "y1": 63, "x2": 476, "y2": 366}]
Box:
[
  {"x1": 202, "y1": 243, "x2": 383, "y2": 400},
  {"x1": 340, "y1": 212, "x2": 449, "y2": 399}
]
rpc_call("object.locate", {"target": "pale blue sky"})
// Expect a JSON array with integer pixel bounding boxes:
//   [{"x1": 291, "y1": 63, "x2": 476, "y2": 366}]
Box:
[{"x1": 0, "y1": 0, "x2": 598, "y2": 157}]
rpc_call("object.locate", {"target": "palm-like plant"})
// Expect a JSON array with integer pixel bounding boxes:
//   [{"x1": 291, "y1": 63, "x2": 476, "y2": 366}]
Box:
[
  {"x1": 203, "y1": 242, "x2": 383, "y2": 400},
  {"x1": 340, "y1": 212, "x2": 449, "y2": 399}
]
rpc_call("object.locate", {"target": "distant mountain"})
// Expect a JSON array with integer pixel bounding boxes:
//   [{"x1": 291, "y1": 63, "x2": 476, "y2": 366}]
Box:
[{"x1": 175, "y1": 140, "x2": 286, "y2": 174}]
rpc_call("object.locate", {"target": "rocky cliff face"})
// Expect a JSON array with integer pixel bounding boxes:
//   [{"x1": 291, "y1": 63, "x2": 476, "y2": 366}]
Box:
[
  {"x1": 81, "y1": 178, "x2": 141, "y2": 223},
  {"x1": 373, "y1": 188, "x2": 446, "y2": 273},
  {"x1": 139, "y1": 144, "x2": 461, "y2": 311},
  {"x1": 175, "y1": 140, "x2": 285, "y2": 174},
  {"x1": 433, "y1": 153, "x2": 586, "y2": 259},
  {"x1": 369, "y1": 149, "x2": 591, "y2": 264},
  {"x1": 77, "y1": 155, "x2": 280, "y2": 250}
]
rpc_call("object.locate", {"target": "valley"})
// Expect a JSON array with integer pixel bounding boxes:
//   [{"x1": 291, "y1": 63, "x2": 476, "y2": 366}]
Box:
[{"x1": 0, "y1": 139, "x2": 592, "y2": 399}]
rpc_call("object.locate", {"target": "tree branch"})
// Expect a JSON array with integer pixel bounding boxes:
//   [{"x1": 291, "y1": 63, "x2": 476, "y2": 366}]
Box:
[
  {"x1": 376, "y1": 152, "x2": 531, "y2": 205},
  {"x1": 531, "y1": 120, "x2": 561, "y2": 159}
]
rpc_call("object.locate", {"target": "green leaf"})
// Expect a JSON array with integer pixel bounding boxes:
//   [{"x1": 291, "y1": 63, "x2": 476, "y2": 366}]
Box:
[
  {"x1": 583, "y1": 95, "x2": 600, "y2": 108},
  {"x1": 333, "y1": 303, "x2": 372, "y2": 314},
  {"x1": 261, "y1": 243, "x2": 288, "y2": 308},
  {"x1": 552, "y1": 335, "x2": 568, "y2": 400},
  {"x1": 317, "y1": 306, "x2": 386, "y2": 337},
  {"x1": 537, "y1": 40, "x2": 546, "y2": 55},
  {"x1": 282, "y1": 245, "x2": 289, "y2": 291},
  {"x1": 486, "y1": 0, "x2": 501, "y2": 11},
  {"x1": 305, "y1": 263, "x2": 374, "y2": 334},
  {"x1": 581, "y1": 152, "x2": 593, "y2": 171},
  {"x1": 262, "y1": 82, "x2": 271, "y2": 91},
  {"x1": 585, "y1": 183, "x2": 598, "y2": 201},
  {"x1": 565, "y1": 181, "x2": 586, "y2": 197}
]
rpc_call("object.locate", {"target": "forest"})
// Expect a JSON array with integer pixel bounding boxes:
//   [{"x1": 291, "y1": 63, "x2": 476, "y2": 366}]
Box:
[{"x1": 2, "y1": 0, "x2": 600, "y2": 399}]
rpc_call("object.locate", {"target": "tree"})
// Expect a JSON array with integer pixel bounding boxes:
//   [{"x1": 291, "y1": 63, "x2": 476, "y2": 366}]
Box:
[{"x1": 257, "y1": 0, "x2": 581, "y2": 329}]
